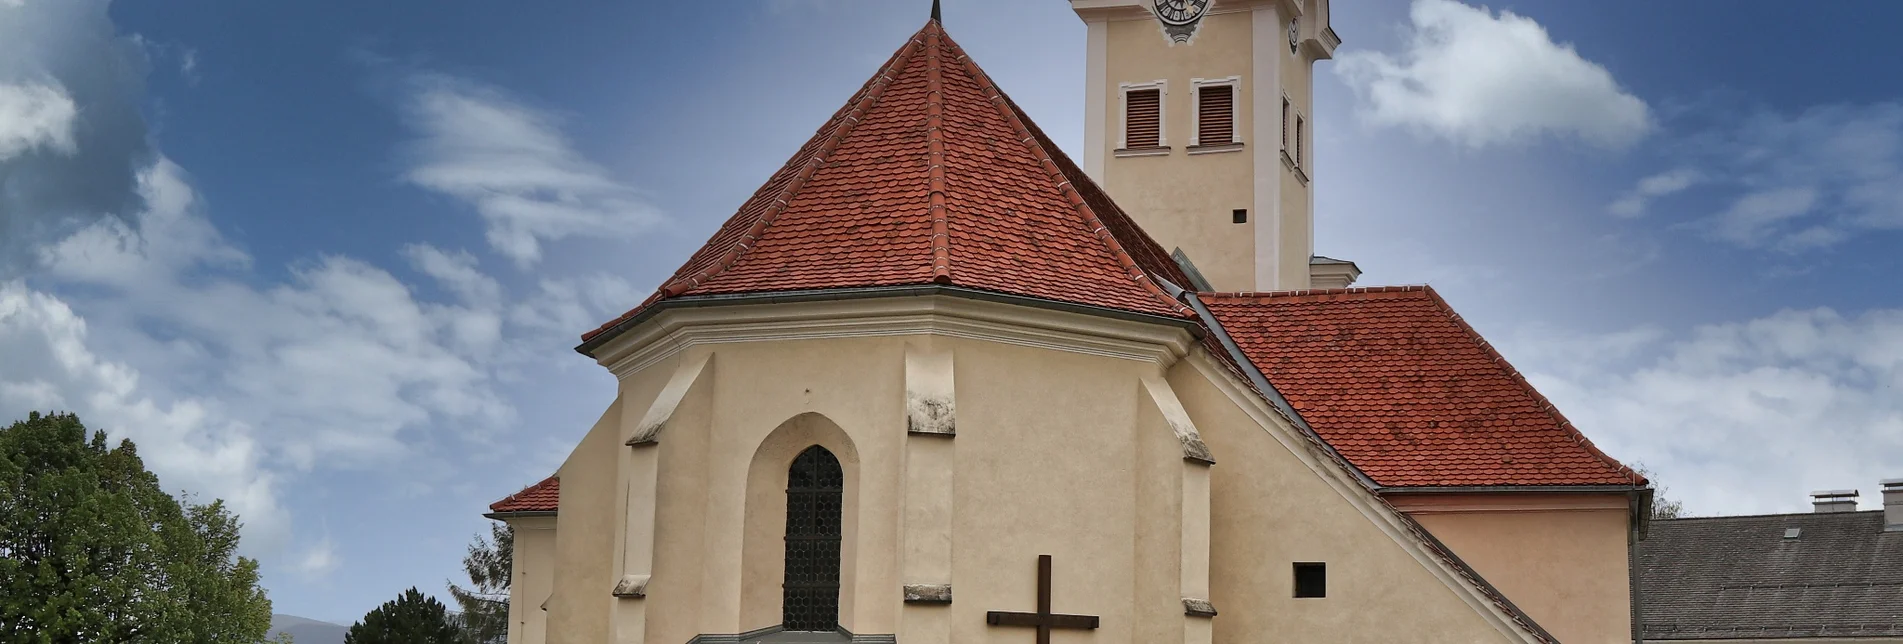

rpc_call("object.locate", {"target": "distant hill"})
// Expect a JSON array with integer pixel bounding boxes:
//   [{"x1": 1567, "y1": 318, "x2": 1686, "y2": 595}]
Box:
[{"x1": 269, "y1": 613, "x2": 347, "y2": 644}]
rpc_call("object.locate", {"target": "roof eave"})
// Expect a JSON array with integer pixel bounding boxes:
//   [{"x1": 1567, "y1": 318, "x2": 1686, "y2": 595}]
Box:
[
  {"x1": 576, "y1": 284, "x2": 1204, "y2": 358},
  {"x1": 1379, "y1": 484, "x2": 1648, "y2": 494},
  {"x1": 483, "y1": 510, "x2": 557, "y2": 521}
]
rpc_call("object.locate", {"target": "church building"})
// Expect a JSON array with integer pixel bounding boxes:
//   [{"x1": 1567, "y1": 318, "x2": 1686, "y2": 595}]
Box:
[{"x1": 485, "y1": 2, "x2": 1653, "y2": 642}]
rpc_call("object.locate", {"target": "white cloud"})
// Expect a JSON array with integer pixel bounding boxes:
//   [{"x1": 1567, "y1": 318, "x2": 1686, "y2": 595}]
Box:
[
  {"x1": 21, "y1": 153, "x2": 538, "y2": 543},
  {"x1": 293, "y1": 537, "x2": 340, "y2": 579},
  {"x1": 0, "y1": 280, "x2": 287, "y2": 548},
  {"x1": 511, "y1": 273, "x2": 642, "y2": 339},
  {"x1": 1511, "y1": 309, "x2": 1903, "y2": 516},
  {"x1": 405, "y1": 243, "x2": 502, "y2": 307},
  {"x1": 1336, "y1": 0, "x2": 1651, "y2": 150},
  {"x1": 1676, "y1": 103, "x2": 1903, "y2": 251},
  {"x1": 0, "y1": 82, "x2": 77, "y2": 159},
  {"x1": 397, "y1": 73, "x2": 661, "y2": 267},
  {"x1": 1608, "y1": 168, "x2": 1699, "y2": 218}
]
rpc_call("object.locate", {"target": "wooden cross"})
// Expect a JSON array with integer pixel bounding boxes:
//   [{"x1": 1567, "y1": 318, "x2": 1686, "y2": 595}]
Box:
[{"x1": 985, "y1": 554, "x2": 1100, "y2": 644}]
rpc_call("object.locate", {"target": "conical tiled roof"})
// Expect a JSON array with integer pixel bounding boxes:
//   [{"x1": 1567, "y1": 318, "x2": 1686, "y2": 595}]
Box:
[{"x1": 584, "y1": 19, "x2": 1193, "y2": 343}]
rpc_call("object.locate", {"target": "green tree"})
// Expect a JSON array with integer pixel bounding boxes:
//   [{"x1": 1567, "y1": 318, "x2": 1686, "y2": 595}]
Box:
[
  {"x1": 1633, "y1": 462, "x2": 1686, "y2": 519},
  {"x1": 447, "y1": 522, "x2": 512, "y2": 644},
  {"x1": 0, "y1": 411, "x2": 277, "y2": 642},
  {"x1": 346, "y1": 587, "x2": 469, "y2": 644}
]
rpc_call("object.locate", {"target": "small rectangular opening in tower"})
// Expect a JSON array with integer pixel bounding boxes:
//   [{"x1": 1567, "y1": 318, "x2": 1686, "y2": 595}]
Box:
[
  {"x1": 1232, "y1": 209, "x2": 1247, "y2": 224},
  {"x1": 1293, "y1": 562, "x2": 1326, "y2": 598}
]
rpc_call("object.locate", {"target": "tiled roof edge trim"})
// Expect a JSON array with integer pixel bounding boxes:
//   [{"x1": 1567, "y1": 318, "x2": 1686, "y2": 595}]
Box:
[
  {"x1": 924, "y1": 25, "x2": 952, "y2": 284},
  {"x1": 1183, "y1": 291, "x2": 1380, "y2": 491},
  {"x1": 659, "y1": 34, "x2": 921, "y2": 301},
  {"x1": 487, "y1": 475, "x2": 559, "y2": 513},
  {"x1": 1418, "y1": 285, "x2": 1647, "y2": 487},
  {"x1": 943, "y1": 35, "x2": 1192, "y2": 318}
]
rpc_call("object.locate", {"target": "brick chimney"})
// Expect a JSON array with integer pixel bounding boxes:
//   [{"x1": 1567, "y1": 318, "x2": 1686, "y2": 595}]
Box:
[
  {"x1": 1811, "y1": 489, "x2": 1859, "y2": 513},
  {"x1": 1884, "y1": 479, "x2": 1902, "y2": 531}
]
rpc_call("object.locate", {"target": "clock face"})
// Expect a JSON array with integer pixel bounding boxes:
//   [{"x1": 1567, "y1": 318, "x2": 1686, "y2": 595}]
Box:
[{"x1": 1151, "y1": 0, "x2": 1211, "y2": 27}]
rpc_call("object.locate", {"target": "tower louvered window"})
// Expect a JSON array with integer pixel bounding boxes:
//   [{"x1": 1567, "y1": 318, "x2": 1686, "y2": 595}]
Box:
[
  {"x1": 1295, "y1": 114, "x2": 1306, "y2": 168},
  {"x1": 1125, "y1": 88, "x2": 1162, "y2": 148},
  {"x1": 1197, "y1": 84, "x2": 1233, "y2": 145},
  {"x1": 1282, "y1": 97, "x2": 1292, "y2": 151},
  {"x1": 783, "y1": 445, "x2": 843, "y2": 631}
]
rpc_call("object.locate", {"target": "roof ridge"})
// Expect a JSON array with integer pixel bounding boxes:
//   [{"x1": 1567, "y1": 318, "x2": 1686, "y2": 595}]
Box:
[
  {"x1": 658, "y1": 27, "x2": 927, "y2": 299},
  {"x1": 939, "y1": 32, "x2": 1192, "y2": 317},
  {"x1": 1656, "y1": 509, "x2": 1885, "y2": 522},
  {"x1": 923, "y1": 24, "x2": 952, "y2": 284},
  {"x1": 1202, "y1": 285, "x2": 1430, "y2": 299},
  {"x1": 1418, "y1": 285, "x2": 1646, "y2": 487}
]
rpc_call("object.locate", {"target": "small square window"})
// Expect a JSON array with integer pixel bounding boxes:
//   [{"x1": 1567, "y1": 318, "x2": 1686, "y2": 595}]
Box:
[
  {"x1": 1232, "y1": 209, "x2": 1247, "y2": 224},
  {"x1": 1293, "y1": 562, "x2": 1326, "y2": 598}
]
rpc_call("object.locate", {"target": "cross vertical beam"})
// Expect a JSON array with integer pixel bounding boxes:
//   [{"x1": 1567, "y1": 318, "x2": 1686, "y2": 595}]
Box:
[{"x1": 985, "y1": 555, "x2": 1100, "y2": 644}]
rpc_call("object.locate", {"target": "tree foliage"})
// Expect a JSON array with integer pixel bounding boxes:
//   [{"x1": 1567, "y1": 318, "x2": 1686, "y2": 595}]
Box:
[
  {"x1": 1633, "y1": 462, "x2": 1686, "y2": 519},
  {"x1": 0, "y1": 411, "x2": 276, "y2": 642},
  {"x1": 447, "y1": 522, "x2": 512, "y2": 644},
  {"x1": 346, "y1": 587, "x2": 469, "y2": 644}
]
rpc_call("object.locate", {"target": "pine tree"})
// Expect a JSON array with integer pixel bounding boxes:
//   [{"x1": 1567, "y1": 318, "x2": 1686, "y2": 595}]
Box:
[
  {"x1": 346, "y1": 587, "x2": 469, "y2": 644},
  {"x1": 0, "y1": 411, "x2": 277, "y2": 642},
  {"x1": 448, "y1": 522, "x2": 512, "y2": 644}
]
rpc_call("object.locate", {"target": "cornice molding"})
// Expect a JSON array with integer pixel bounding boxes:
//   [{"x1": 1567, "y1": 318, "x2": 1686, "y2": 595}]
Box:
[{"x1": 594, "y1": 294, "x2": 1197, "y2": 381}]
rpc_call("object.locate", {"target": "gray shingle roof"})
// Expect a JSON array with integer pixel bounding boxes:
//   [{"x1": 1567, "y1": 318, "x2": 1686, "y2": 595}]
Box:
[{"x1": 1638, "y1": 510, "x2": 1903, "y2": 640}]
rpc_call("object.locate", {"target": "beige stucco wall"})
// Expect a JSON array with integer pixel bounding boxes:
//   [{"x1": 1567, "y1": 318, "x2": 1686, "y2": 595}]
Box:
[
  {"x1": 1167, "y1": 359, "x2": 1522, "y2": 643},
  {"x1": 510, "y1": 295, "x2": 1551, "y2": 643},
  {"x1": 543, "y1": 397, "x2": 631, "y2": 644},
  {"x1": 1102, "y1": 10, "x2": 1260, "y2": 291},
  {"x1": 1275, "y1": 8, "x2": 1316, "y2": 289},
  {"x1": 1093, "y1": 2, "x2": 1319, "y2": 292},
  {"x1": 1394, "y1": 495, "x2": 1635, "y2": 644},
  {"x1": 505, "y1": 516, "x2": 556, "y2": 644}
]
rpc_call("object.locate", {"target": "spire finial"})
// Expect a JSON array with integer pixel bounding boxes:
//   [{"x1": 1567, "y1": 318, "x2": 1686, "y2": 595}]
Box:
[{"x1": 930, "y1": 0, "x2": 941, "y2": 22}]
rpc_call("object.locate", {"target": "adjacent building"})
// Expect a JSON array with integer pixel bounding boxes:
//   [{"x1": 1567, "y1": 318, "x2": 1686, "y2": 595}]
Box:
[{"x1": 1638, "y1": 481, "x2": 1903, "y2": 643}]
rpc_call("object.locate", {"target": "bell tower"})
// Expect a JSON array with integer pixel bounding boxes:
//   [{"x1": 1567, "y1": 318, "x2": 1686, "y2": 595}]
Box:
[{"x1": 1071, "y1": 0, "x2": 1356, "y2": 292}]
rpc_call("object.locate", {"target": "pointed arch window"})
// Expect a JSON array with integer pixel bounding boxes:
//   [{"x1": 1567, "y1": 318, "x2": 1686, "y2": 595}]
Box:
[{"x1": 783, "y1": 445, "x2": 843, "y2": 631}]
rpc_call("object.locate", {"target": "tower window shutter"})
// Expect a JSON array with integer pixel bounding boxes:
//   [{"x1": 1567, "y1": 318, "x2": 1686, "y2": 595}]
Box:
[
  {"x1": 1125, "y1": 89, "x2": 1161, "y2": 148},
  {"x1": 1197, "y1": 85, "x2": 1234, "y2": 145},
  {"x1": 1295, "y1": 114, "x2": 1306, "y2": 167},
  {"x1": 1282, "y1": 98, "x2": 1291, "y2": 151}
]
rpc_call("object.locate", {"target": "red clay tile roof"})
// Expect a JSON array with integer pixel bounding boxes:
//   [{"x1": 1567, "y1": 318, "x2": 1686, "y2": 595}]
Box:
[
  {"x1": 582, "y1": 19, "x2": 1193, "y2": 343},
  {"x1": 488, "y1": 476, "x2": 559, "y2": 514},
  {"x1": 1200, "y1": 286, "x2": 1644, "y2": 488}
]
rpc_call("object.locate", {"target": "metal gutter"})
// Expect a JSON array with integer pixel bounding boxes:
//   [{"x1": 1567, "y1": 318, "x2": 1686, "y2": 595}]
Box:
[
  {"x1": 576, "y1": 284, "x2": 1206, "y2": 357},
  {"x1": 483, "y1": 511, "x2": 557, "y2": 521},
  {"x1": 1379, "y1": 485, "x2": 1648, "y2": 495}
]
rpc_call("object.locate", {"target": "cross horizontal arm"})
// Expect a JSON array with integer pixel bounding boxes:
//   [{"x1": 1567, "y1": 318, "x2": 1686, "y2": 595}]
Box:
[{"x1": 985, "y1": 612, "x2": 1100, "y2": 629}]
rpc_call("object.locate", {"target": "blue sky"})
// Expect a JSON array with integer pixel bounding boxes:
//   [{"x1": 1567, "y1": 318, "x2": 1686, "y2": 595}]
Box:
[{"x1": 3, "y1": 0, "x2": 1901, "y2": 625}]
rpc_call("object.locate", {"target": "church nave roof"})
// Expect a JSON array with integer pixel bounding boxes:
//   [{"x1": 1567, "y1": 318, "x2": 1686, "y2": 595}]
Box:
[{"x1": 1201, "y1": 286, "x2": 1645, "y2": 489}]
